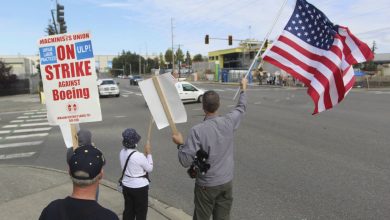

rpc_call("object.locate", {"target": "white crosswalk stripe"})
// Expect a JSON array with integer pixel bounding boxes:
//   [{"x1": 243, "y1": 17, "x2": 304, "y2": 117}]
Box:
[
  {"x1": 10, "y1": 120, "x2": 24, "y2": 123},
  {"x1": 14, "y1": 127, "x2": 52, "y2": 133},
  {"x1": 0, "y1": 152, "x2": 36, "y2": 160},
  {"x1": 30, "y1": 115, "x2": 47, "y2": 118},
  {"x1": 5, "y1": 133, "x2": 49, "y2": 139},
  {"x1": 0, "y1": 141, "x2": 43, "y2": 149},
  {"x1": 3, "y1": 125, "x2": 18, "y2": 128},
  {"x1": 20, "y1": 122, "x2": 50, "y2": 127},
  {"x1": 0, "y1": 109, "x2": 51, "y2": 160},
  {"x1": 25, "y1": 118, "x2": 47, "y2": 122}
]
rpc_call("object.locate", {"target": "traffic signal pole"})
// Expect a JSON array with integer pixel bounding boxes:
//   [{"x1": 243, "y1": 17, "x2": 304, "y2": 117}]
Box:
[{"x1": 50, "y1": 10, "x2": 58, "y2": 34}]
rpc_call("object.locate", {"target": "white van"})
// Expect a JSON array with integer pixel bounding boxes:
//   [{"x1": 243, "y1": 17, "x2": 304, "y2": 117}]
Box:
[{"x1": 175, "y1": 81, "x2": 205, "y2": 103}]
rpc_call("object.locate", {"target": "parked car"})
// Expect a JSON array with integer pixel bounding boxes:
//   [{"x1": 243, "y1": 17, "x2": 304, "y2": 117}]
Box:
[
  {"x1": 130, "y1": 75, "x2": 144, "y2": 85},
  {"x1": 97, "y1": 78, "x2": 120, "y2": 97},
  {"x1": 175, "y1": 81, "x2": 205, "y2": 103}
]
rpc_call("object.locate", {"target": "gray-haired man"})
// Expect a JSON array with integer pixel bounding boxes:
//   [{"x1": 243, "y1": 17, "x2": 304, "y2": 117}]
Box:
[{"x1": 40, "y1": 145, "x2": 118, "y2": 220}]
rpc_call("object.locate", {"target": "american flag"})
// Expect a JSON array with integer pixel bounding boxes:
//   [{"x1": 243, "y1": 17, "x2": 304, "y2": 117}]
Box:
[{"x1": 262, "y1": 0, "x2": 374, "y2": 114}]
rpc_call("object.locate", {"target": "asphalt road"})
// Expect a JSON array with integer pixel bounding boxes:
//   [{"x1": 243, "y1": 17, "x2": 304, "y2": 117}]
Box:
[{"x1": 1, "y1": 78, "x2": 390, "y2": 219}]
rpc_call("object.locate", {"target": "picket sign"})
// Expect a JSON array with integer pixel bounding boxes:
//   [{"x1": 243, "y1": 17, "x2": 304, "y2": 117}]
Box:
[
  {"x1": 59, "y1": 123, "x2": 80, "y2": 149},
  {"x1": 139, "y1": 74, "x2": 187, "y2": 133},
  {"x1": 152, "y1": 76, "x2": 178, "y2": 134},
  {"x1": 38, "y1": 31, "x2": 102, "y2": 149}
]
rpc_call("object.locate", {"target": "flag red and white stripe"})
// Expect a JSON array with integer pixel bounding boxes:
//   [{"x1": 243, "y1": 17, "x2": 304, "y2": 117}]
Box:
[{"x1": 262, "y1": 0, "x2": 373, "y2": 114}]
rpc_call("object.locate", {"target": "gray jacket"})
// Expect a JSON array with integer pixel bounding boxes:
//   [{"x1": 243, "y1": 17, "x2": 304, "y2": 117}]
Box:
[{"x1": 178, "y1": 92, "x2": 247, "y2": 187}]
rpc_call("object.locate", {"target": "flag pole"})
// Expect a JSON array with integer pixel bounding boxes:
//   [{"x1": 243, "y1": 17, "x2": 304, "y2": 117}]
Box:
[{"x1": 233, "y1": 0, "x2": 290, "y2": 100}]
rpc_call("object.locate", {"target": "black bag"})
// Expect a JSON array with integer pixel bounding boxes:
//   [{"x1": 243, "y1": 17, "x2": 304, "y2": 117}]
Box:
[{"x1": 118, "y1": 151, "x2": 136, "y2": 193}]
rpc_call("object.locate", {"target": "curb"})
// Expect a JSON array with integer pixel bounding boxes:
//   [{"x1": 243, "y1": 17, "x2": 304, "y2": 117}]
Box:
[{"x1": 0, "y1": 165, "x2": 191, "y2": 220}]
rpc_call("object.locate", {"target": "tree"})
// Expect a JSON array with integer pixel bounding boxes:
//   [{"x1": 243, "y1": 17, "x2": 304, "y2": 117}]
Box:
[
  {"x1": 0, "y1": 60, "x2": 16, "y2": 88},
  {"x1": 112, "y1": 51, "x2": 145, "y2": 76},
  {"x1": 371, "y1": 41, "x2": 377, "y2": 53},
  {"x1": 175, "y1": 48, "x2": 184, "y2": 64},
  {"x1": 159, "y1": 53, "x2": 166, "y2": 68},
  {"x1": 186, "y1": 51, "x2": 192, "y2": 66},
  {"x1": 45, "y1": 23, "x2": 56, "y2": 36},
  {"x1": 362, "y1": 41, "x2": 377, "y2": 72},
  {"x1": 193, "y1": 54, "x2": 204, "y2": 62},
  {"x1": 165, "y1": 49, "x2": 174, "y2": 66}
]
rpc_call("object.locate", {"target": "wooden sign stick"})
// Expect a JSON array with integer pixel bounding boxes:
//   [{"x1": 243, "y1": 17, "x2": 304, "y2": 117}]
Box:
[
  {"x1": 152, "y1": 76, "x2": 178, "y2": 134},
  {"x1": 71, "y1": 124, "x2": 79, "y2": 150},
  {"x1": 147, "y1": 116, "x2": 154, "y2": 142}
]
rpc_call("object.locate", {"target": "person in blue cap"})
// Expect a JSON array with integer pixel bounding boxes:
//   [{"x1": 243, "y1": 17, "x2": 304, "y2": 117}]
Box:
[
  {"x1": 119, "y1": 128, "x2": 153, "y2": 220},
  {"x1": 40, "y1": 145, "x2": 118, "y2": 220}
]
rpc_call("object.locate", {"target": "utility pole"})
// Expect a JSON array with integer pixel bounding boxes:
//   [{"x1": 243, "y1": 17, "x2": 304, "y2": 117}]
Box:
[
  {"x1": 171, "y1": 18, "x2": 175, "y2": 74},
  {"x1": 139, "y1": 55, "x2": 141, "y2": 75}
]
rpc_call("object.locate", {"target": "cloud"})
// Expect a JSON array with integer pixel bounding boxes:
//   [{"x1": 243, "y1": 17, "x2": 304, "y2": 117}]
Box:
[{"x1": 93, "y1": 0, "x2": 390, "y2": 54}]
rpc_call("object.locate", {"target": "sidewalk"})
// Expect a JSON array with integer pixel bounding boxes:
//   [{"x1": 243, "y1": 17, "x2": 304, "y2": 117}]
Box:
[{"x1": 0, "y1": 165, "x2": 191, "y2": 220}]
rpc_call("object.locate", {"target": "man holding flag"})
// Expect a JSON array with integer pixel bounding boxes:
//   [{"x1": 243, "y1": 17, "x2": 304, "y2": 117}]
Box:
[{"x1": 262, "y1": 0, "x2": 374, "y2": 114}]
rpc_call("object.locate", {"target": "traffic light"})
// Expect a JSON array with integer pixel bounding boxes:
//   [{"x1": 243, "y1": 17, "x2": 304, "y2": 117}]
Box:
[
  {"x1": 228, "y1": 35, "x2": 232, "y2": 45},
  {"x1": 56, "y1": 4, "x2": 64, "y2": 23},
  {"x1": 205, "y1": 35, "x2": 209, "y2": 44},
  {"x1": 57, "y1": 4, "x2": 66, "y2": 34},
  {"x1": 60, "y1": 21, "x2": 67, "y2": 34}
]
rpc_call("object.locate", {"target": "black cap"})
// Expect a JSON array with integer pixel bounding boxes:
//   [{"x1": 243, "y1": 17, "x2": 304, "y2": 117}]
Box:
[{"x1": 68, "y1": 145, "x2": 105, "y2": 180}]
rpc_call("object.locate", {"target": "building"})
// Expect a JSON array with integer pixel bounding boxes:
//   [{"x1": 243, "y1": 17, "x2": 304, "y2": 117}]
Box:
[
  {"x1": 208, "y1": 39, "x2": 265, "y2": 69},
  {"x1": 0, "y1": 56, "x2": 37, "y2": 79},
  {"x1": 373, "y1": 53, "x2": 390, "y2": 76}
]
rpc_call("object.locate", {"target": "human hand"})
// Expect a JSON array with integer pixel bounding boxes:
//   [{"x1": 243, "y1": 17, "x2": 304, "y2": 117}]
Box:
[
  {"x1": 172, "y1": 132, "x2": 184, "y2": 145},
  {"x1": 240, "y1": 77, "x2": 248, "y2": 91},
  {"x1": 144, "y1": 140, "x2": 151, "y2": 155}
]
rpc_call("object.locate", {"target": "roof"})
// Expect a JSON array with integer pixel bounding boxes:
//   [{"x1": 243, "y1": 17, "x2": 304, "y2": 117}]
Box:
[{"x1": 373, "y1": 53, "x2": 390, "y2": 63}]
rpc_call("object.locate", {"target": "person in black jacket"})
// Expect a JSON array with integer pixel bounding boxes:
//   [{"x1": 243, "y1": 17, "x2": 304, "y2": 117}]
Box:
[{"x1": 40, "y1": 145, "x2": 118, "y2": 220}]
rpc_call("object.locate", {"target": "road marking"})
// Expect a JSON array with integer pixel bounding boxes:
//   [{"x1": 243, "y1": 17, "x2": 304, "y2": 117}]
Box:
[
  {"x1": 25, "y1": 118, "x2": 47, "y2": 122},
  {"x1": 3, "y1": 125, "x2": 18, "y2": 128},
  {"x1": 14, "y1": 127, "x2": 52, "y2": 133},
  {"x1": 20, "y1": 122, "x2": 50, "y2": 127},
  {"x1": 23, "y1": 112, "x2": 35, "y2": 115},
  {"x1": 226, "y1": 105, "x2": 235, "y2": 108},
  {"x1": 192, "y1": 108, "x2": 202, "y2": 111},
  {"x1": 136, "y1": 93, "x2": 143, "y2": 96},
  {"x1": 36, "y1": 111, "x2": 47, "y2": 114},
  {"x1": 0, "y1": 109, "x2": 39, "y2": 115},
  {"x1": 122, "y1": 95, "x2": 129, "y2": 98},
  {"x1": 10, "y1": 120, "x2": 24, "y2": 123},
  {"x1": 0, "y1": 152, "x2": 36, "y2": 160},
  {"x1": 0, "y1": 130, "x2": 11, "y2": 134},
  {"x1": 30, "y1": 115, "x2": 47, "y2": 118},
  {"x1": 0, "y1": 141, "x2": 43, "y2": 149},
  {"x1": 17, "y1": 116, "x2": 29, "y2": 119},
  {"x1": 254, "y1": 102, "x2": 262, "y2": 105},
  {"x1": 5, "y1": 133, "x2": 49, "y2": 139},
  {"x1": 115, "y1": 116, "x2": 127, "y2": 118}
]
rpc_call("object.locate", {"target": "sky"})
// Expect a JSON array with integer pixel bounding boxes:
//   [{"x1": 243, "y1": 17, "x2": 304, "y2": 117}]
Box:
[{"x1": 1, "y1": 0, "x2": 389, "y2": 57}]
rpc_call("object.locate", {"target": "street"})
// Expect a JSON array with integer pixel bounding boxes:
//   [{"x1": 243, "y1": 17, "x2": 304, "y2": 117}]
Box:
[{"x1": 1, "y1": 79, "x2": 390, "y2": 219}]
